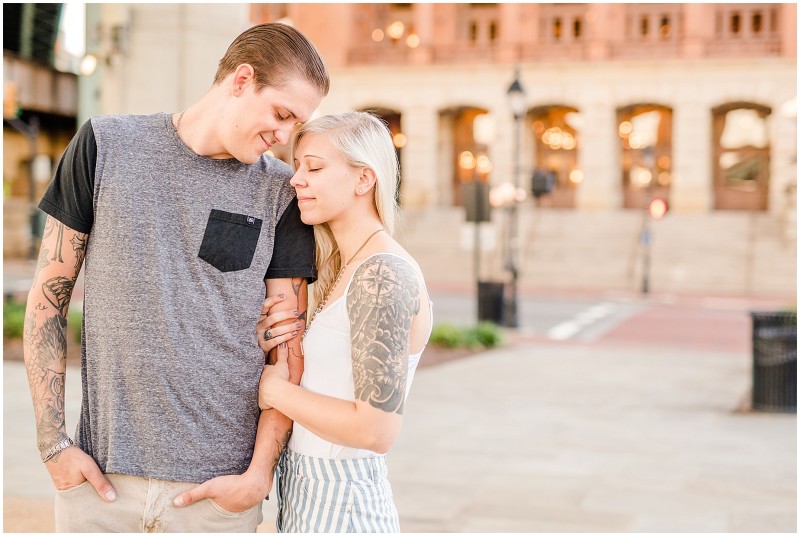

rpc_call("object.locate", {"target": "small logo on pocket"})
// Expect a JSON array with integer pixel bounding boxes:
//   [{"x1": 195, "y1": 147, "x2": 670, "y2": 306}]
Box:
[{"x1": 247, "y1": 216, "x2": 255, "y2": 225}]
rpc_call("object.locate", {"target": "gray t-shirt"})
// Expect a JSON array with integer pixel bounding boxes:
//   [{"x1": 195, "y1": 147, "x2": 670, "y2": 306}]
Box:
[{"x1": 39, "y1": 113, "x2": 315, "y2": 482}]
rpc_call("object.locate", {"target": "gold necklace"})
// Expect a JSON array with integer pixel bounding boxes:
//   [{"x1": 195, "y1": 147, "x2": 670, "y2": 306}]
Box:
[
  {"x1": 175, "y1": 110, "x2": 185, "y2": 133},
  {"x1": 304, "y1": 228, "x2": 384, "y2": 337}
]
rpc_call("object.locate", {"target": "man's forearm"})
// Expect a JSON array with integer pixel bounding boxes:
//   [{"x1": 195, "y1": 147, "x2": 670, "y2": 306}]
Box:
[
  {"x1": 24, "y1": 300, "x2": 70, "y2": 458},
  {"x1": 247, "y1": 341, "x2": 300, "y2": 482},
  {"x1": 249, "y1": 277, "x2": 307, "y2": 478},
  {"x1": 249, "y1": 409, "x2": 293, "y2": 477},
  {"x1": 23, "y1": 219, "x2": 85, "y2": 460},
  {"x1": 23, "y1": 224, "x2": 86, "y2": 457},
  {"x1": 248, "y1": 341, "x2": 301, "y2": 479}
]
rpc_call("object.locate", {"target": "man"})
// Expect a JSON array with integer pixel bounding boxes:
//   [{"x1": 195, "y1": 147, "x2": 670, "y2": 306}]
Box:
[{"x1": 23, "y1": 23, "x2": 328, "y2": 532}]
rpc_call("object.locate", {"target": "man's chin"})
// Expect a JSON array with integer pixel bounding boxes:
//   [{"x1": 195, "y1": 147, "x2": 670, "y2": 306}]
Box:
[{"x1": 235, "y1": 153, "x2": 260, "y2": 165}]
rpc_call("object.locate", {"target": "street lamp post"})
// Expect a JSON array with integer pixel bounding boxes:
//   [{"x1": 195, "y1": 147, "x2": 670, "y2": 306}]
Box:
[
  {"x1": 504, "y1": 67, "x2": 526, "y2": 328},
  {"x1": 640, "y1": 146, "x2": 656, "y2": 294}
]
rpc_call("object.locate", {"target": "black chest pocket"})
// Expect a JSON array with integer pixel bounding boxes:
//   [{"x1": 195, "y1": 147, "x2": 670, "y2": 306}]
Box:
[{"x1": 198, "y1": 209, "x2": 263, "y2": 272}]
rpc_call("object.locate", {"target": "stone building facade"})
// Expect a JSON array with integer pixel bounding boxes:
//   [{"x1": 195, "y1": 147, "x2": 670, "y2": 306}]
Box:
[
  {"x1": 8, "y1": 3, "x2": 795, "y2": 297},
  {"x1": 251, "y1": 3, "x2": 796, "y2": 297}
]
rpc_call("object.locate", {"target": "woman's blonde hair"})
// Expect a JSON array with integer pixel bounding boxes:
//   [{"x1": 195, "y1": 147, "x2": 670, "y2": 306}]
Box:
[{"x1": 291, "y1": 111, "x2": 399, "y2": 307}]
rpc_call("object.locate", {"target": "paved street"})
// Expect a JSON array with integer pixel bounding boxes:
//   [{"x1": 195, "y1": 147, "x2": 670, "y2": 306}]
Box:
[{"x1": 3, "y1": 260, "x2": 796, "y2": 532}]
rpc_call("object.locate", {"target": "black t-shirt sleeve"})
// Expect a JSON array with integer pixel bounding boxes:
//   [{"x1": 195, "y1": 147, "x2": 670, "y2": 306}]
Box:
[
  {"x1": 265, "y1": 197, "x2": 317, "y2": 283},
  {"x1": 38, "y1": 119, "x2": 97, "y2": 234}
]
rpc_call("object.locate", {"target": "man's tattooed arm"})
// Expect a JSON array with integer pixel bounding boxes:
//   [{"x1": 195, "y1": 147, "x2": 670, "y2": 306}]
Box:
[
  {"x1": 23, "y1": 216, "x2": 87, "y2": 459},
  {"x1": 347, "y1": 254, "x2": 420, "y2": 416},
  {"x1": 285, "y1": 277, "x2": 307, "y2": 368},
  {"x1": 246, "y1": 277, "x2": 308, "y2": 485}
]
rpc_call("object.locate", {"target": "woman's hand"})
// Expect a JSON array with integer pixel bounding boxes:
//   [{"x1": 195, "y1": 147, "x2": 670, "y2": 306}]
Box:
[
  {"x1": 256, "y1": 294, "x2": 304, "y2": 355},
  {"x1": 259, "y1": 342, "x2": 290, "y2": 410}
]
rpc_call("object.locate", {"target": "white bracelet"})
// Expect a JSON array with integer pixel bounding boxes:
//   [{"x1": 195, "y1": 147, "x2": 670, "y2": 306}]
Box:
[{"x1": 41, "y1": 437, "x2": 74, "y2": 462}]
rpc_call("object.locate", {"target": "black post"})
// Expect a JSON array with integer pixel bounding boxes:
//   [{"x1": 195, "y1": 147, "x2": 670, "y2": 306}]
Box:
[
  {"x1": 506, "y1": 111, "x2": 521, "y2": 327},
  {"x1": 504, "y1": 68, "x2": 525, "y2": 328},
  {"x1": 474, "y1": 218, "x2": 480, "y2": 286},
  {"x1": 641, "y1": 214, "x2": 651, "y2": 294},
  {"x1": 640, "y1": 146, "x2": 655, "y2": 295}
]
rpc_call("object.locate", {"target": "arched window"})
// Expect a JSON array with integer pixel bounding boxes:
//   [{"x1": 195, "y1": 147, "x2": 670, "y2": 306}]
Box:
[
  {"x1": 529, "y1": 105, "x2": 581, "y2": 208},
  {"x1": 712, "y1": 102, "x2": 770, "y2": 210},
  {"x1": 617, "y1": 104, "x2": 673, "y2": 209},
  {"x1": 439, "y1": 106, "x2": 490, "y2": 206}
]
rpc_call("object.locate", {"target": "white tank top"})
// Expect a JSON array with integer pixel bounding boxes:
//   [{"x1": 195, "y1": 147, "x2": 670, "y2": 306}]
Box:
[{"x1": 288, "y1": 253, "x2": 433, "y2": 459}]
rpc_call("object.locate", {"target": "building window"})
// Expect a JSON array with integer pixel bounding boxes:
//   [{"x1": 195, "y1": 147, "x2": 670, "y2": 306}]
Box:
[
  {"x1": 360, "y1": 107, "x2": 404, "y2": 205},
  {"x1": 618, "y1": 104, "x2": 673, "y2": 210},
  {"x1": 489, "y1": 21, "x2": 498, "y2": 42},
  {"x1": 708, "y1": 4, "x2": 780, "y2": 57},
  {"x1": 440, "y1": 106, "x2": 490, "y2": 207},
  {"x1": 530, "y1": 105, "x2": 581, "y2": 209},
  {"x1": 539, "y1": 4, "x2": 587, "y2": 47},
  {"x1": 553, "y1": 17, "x2": 563, "y2": 41},
  {"x1": 620, "y1": 4, "x2": 682, "y2": 51},
  {"x1": 659, "y1": 15, "x2": 671, "y2": 38},
  {"x1": 752, "y1": 12, "x2": 762, "y2": 34},
  {"x1": 456, "y1": 3, "x2": 500, "y2": 49},
  {"x1": 731, "y1": 12, "x2": 741, "y2": 35},
  {"x1": 712, "y1": 103, "x2": 771, "y2": 211}
]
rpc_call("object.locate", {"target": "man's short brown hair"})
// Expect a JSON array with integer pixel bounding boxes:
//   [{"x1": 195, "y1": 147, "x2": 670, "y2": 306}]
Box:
[{"x1": 215, "y1": 23, "x2": 329, "y2": 96}]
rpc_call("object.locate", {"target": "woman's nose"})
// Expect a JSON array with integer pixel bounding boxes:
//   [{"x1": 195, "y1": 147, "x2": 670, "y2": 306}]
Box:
[{"x1": 290, "y1": 172, "x2": 305, "y2": 187}]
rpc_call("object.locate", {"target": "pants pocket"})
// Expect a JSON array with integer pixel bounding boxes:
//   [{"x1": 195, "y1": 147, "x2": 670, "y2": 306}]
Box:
[
  {"x1": 55, "y1": 480, "x2": 92, "y2": 495},
  {"x1": 198, "y1": 209, "x2": 263, "y2": 272},
  {"x1": 207, "y1": 498, "x2": 258, "y2": 518},
  {"x1": 54, "y1": 480, "x2": 103, "y2": 532},
  {"x1": 300, "y1": 478, "x2": 355, "y2": 532}
]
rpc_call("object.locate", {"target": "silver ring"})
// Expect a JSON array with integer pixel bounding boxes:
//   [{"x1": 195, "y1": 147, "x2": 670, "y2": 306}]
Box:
[{"x1": 264, "y1": 330, "x2": 274, "y2": 341}]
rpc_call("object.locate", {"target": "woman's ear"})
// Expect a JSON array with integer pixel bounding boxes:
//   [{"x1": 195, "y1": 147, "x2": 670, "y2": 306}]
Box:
[{"x1": 356, "y1": 168, "x2": 378, "y2": 195}]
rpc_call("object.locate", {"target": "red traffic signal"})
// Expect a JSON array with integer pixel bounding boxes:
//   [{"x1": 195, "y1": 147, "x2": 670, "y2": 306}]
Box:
[{"x1": 648, "y1": 197, "x2": 668, "y2": 220}]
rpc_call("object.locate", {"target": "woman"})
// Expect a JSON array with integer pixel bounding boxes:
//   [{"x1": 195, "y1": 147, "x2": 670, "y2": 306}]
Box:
[{"x1": 257, "y1": 111, "x2": 432, "y2": 532}]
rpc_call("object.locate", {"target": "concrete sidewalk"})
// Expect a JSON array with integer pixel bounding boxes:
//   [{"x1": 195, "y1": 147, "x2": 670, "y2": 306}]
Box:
[{"x1": 4, "y1": 340, "x2": 796, "y2": 532}]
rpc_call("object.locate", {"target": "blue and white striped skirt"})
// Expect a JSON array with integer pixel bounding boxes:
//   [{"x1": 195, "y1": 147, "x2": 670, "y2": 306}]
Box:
[{"x1": 276, "y1": 449, "x2": 400, "y2": 533}]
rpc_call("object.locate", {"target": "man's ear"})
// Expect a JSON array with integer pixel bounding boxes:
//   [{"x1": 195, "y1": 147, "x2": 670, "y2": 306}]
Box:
[
  {"x1": 231, "y1": 64, "x2": 255, "y2": 96},
  {"x1": 356, "y1": 168, "x2": 378, "y2": 195}
]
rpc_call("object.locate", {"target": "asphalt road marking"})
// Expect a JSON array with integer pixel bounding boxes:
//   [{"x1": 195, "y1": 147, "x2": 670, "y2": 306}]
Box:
[{"x1": 547, "y1": 302, "x2": 619, "y2": 340}]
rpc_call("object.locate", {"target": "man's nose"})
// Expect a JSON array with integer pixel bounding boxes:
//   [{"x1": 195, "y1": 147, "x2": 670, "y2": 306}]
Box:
[{"x1": 274, "y1": 127, "x2": 291, "y2": 145}]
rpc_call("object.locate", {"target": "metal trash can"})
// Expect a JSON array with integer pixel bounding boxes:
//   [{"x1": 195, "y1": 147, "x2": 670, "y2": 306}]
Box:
[
  {"x1": 750, "y1": 311, "x2": 797, "y2": 413},
  {"x1": 477, "y1": 281, "x2": 504, "y2": 324}
]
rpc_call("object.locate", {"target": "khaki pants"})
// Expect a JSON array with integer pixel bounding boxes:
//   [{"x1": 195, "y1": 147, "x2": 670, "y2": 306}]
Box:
[{"x1": 54, "y1": 473, "x2": 263, "y2": 533}]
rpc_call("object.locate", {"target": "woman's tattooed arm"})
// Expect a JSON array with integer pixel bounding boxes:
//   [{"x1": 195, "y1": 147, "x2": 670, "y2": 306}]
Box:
[{"x1": 347, "y1": 255, "x2": 420, "y2": 416}]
